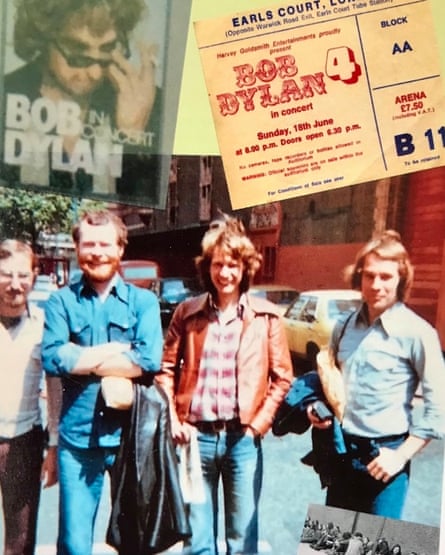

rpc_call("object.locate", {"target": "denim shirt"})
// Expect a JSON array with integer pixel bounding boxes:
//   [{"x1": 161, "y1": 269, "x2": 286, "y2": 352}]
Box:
[
  {"x1": 331, "y1": 302, "x2": 445, "y2": 439},
  {"x1": 42, "y1": 275, "x2": 163, "y2": 449}
]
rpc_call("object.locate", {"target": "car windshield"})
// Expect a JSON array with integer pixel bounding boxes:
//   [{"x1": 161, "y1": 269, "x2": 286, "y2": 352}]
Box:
[
  {"x1": 251, "y1": 288, "x2": 298, "y2": 305},
  {"x1": 327, "y1": 298, "x2": 361, "y2": 319},
  {"x1": 163, "y1": 280, "x2": 185, "y2": 292},
  {"x1": 285, "y1": 297, "x2": 308, "y2": 319},
  {"x1": 163, "y1": 279, "x2": 197, "y2": 293}
]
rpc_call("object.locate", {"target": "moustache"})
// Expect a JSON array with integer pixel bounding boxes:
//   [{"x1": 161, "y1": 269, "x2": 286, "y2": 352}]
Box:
[{"x1": 81, "y1": 255, "x2": 114, "y2": 263}]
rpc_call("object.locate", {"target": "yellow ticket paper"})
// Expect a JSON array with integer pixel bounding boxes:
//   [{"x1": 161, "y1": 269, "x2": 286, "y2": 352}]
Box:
[{"x1": 194, "y1": 0, "x2": 445, "y2": 209}]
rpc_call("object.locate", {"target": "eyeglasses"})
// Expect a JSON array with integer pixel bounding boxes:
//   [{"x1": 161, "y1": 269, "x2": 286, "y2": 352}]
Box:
[
  {"x1": 0, "y1": 270, "x2": 33, "y2": 283},
  {"x1": 52, "y1": 38, "x2": 129, "y2": 68}
]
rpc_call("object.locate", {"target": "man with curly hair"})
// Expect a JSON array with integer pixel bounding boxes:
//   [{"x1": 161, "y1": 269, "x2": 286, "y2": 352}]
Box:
[
  {"x1": 156, "y1": 214, "x2": 293, "y2": 555},
  {"x1": 2, "y1": 0, "x2": 162, "y2": 204}
]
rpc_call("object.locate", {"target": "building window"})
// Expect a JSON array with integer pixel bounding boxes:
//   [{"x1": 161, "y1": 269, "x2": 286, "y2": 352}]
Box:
[
  {"x1": 262, "y1": 246, "x2": 276, "y2": 280},
  {"x1": 250, "y1": 203, "x2": 280, "y2": 229},
  {"x1": 167, "y1": 157, "x2": 179, "y2": 227},
  {"x1": 199, "y1": 156, "x2": 212, "y2": 222},
  {"x1": 139, "y1": 210, "x2": 153, "y2": 229},
  {"x1": 167, "y1": 180, "x2": 178, "y2": 226}
]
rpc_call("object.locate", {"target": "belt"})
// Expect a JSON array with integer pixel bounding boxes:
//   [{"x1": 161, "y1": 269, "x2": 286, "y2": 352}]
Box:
[
  {"x1": 341, "y1": 431, "x2": 409, "y2": 468},
  {"x1": 193, "y1": 418, "x2": 244, "y2": 434},
  {"x1": 343, "y1": 431, "x2": 408, "y2": 444}
]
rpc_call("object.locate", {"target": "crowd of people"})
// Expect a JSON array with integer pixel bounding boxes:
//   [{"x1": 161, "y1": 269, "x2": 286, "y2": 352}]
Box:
[
  {"x1": 0, "y1": 206, "x2": 443, "y2": 555},
  {"x1": 301, "y1": 517, "x2": 423, "y2": 555}
]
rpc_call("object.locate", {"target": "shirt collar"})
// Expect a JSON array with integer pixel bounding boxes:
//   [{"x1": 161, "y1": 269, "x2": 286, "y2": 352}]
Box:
[
  {"x1": 76, "y1": 272, "x2": 126, "y2": 302},
  {"x1": 97, "y1": 274, "x2": 119, "y2": 302},
  {"x1": 208, "y1": 293, "x2": 245, "y2": 321},
  {"x1": 378, "y1": 301, "x2": 405, "y2": 335},
  {"x1": 357, "y1": 301, "x2": 404, "y2": 334}
]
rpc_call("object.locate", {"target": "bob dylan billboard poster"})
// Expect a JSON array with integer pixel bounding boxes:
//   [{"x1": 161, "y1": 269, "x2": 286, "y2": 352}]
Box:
[{"x1": 0, "y1": 0, "x2": 182, "y2": 209}]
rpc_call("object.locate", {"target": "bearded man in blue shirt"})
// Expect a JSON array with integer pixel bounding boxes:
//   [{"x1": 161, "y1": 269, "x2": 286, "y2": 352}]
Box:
[
  {"x1": 42, "y1": 210, "x2": 163, "y2": 555},
  {"x1": 309, "y1": 230, "x2": 444, "y2": 519}
]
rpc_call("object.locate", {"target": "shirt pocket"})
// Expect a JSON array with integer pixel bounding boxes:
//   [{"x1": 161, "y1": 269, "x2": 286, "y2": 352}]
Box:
[
  {"x1": 108, "y1": 312, "x2": 138, "y2": 342},
  {"x1": 365, "y1": 350, "x2": 398, "y2": 372},
  {"x1": 68, "y1": 311, "x2": 93, "y2": 345},
  {"x1": 356, "y1": 346, "x2": 410, "y2": 395}
]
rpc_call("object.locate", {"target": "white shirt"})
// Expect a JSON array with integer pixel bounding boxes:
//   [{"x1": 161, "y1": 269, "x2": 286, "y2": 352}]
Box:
[{"x1": 0, "y1": 305, "x2": 60, "y2": 442}]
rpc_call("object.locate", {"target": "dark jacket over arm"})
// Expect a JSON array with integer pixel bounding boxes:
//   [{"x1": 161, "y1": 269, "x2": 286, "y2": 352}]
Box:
[
  {"x1": 272, "y1": 371, "x2": 346, "y2": 488},
  {"x1": 107, "y1": 381, "x2": 191, "y2": 555}
]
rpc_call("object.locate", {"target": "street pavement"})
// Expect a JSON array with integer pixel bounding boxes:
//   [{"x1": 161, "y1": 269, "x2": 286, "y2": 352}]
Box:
[
  {"x1": 296, "y1": 544, "x2": 319, "y2": 555},
  {"x1": 0, "y1": 419, "x2": 442, "y2": 555}
]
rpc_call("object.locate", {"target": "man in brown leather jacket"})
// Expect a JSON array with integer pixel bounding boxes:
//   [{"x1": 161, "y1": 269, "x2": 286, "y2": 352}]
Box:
[{"x1": 156, "y1": 214, "x2": 293, "y2": 555}]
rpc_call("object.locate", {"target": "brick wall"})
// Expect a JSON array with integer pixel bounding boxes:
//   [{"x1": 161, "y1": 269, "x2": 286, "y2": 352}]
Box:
[
  {"x1": 275, "y1": 243, "x2": 363, "y2": 291},
  {"x1": 402, "y1": 167, "x2": 445, "y2": 329}
]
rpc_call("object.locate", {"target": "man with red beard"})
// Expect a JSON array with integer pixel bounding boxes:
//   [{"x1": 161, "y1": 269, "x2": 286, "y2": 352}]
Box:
[{"x1": 42, "y1": 210, "x2": 163, "y2": 555}]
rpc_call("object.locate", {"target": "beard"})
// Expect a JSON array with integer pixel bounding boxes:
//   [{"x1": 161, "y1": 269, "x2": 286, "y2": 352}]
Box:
[
  {"x1": 79, "y1": 254, "x2": 120, "y2": 284},
  {"x1": 0, "y1": 291, "x2": 27, "y2": 316}
]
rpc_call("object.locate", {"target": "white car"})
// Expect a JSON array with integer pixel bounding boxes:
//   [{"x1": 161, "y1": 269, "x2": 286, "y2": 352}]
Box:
[
  {"x1": 283, "y1": 289, "x2": 362, "y2": 371},
  {"x1": 249, "y1": 284, "x2": 299, "y2": 315}
]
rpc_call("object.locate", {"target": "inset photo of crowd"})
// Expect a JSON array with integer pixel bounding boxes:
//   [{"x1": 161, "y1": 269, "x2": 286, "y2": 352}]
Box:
[{"x1": 298, "y1": 504, "x2": 440, "y2": 555}]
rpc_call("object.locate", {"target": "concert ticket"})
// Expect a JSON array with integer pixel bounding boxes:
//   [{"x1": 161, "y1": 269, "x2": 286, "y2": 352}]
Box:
[{"x1": 194, "y1": 0, "x2": 445, "y2": 209}]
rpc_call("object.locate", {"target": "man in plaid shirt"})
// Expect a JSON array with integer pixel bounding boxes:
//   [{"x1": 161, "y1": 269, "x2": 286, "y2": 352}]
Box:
[{"x1": 157, "y1": 214, "x2": 292, "y2": 555}]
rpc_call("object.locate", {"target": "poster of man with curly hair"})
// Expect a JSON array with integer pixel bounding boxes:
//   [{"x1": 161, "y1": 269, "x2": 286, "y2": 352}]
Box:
[{"x1": 0, "y1": 0, "x2": 190, "y2": 208}]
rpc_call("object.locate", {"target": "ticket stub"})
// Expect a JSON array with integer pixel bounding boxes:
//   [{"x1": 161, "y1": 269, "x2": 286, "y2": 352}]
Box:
[{"x1": 194, "y1": 0, "x2": 445, "y2": 209}]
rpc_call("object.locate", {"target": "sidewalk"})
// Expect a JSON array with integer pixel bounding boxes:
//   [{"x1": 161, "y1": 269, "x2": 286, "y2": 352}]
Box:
[{"x1": 36, "y1": 539, "x2": 273, "y2": 554}]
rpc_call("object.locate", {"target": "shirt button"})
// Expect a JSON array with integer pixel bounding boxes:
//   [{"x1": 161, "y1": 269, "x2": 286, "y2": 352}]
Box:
[{"x1": 99, "y1": 411, "x2": 104, "y2": 416}]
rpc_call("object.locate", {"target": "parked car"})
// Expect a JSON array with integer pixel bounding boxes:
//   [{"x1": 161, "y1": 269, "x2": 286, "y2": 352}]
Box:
[
  {"x1": 119, "y1": 259, "x2": 160, "y2": 290},
  {"x1": 156, "y1": 277, "x2": 202, "y2": 327},
  {"x1": 249, "y1": 284, "x2": 299, "y2": 315},
  {"x1": 282, "y1": 289, "x2": 362, "y2": 372},
  {"x1": 28, "y1": 274, "x2": 59, "y2": 308}
]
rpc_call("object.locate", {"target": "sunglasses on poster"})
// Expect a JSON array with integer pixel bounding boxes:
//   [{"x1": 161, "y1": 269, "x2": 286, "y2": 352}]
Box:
[{"x1": 52, "y1": 38, "x2": 130, "y2": 69}]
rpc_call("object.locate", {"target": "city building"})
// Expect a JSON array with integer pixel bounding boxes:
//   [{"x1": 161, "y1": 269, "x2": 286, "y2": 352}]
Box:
[{"x1": 115, "y1": 157, "x2": 445, "y2": 349}]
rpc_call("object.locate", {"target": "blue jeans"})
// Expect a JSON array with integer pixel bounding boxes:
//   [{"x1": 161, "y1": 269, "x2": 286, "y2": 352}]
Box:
[
  {"x1": 183, "y1": 429, "x2": 263, "y2": 555},
  {"x1": 57, "y1": 441, "x2": 118, "y2": 555},
  {"x1": 326, "y1": 433, "x2": 410, "y2": 519}
]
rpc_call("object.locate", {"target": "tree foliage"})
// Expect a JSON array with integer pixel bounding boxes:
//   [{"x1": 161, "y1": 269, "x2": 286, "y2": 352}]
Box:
[{"x1": 0, "y1": 188, "x2": 104, "y2": 249}]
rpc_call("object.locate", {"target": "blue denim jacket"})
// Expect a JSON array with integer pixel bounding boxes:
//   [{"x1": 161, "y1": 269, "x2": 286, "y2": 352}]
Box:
[{"x1": 42, "y1": 275, "x2": 163, "y2": 448}]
